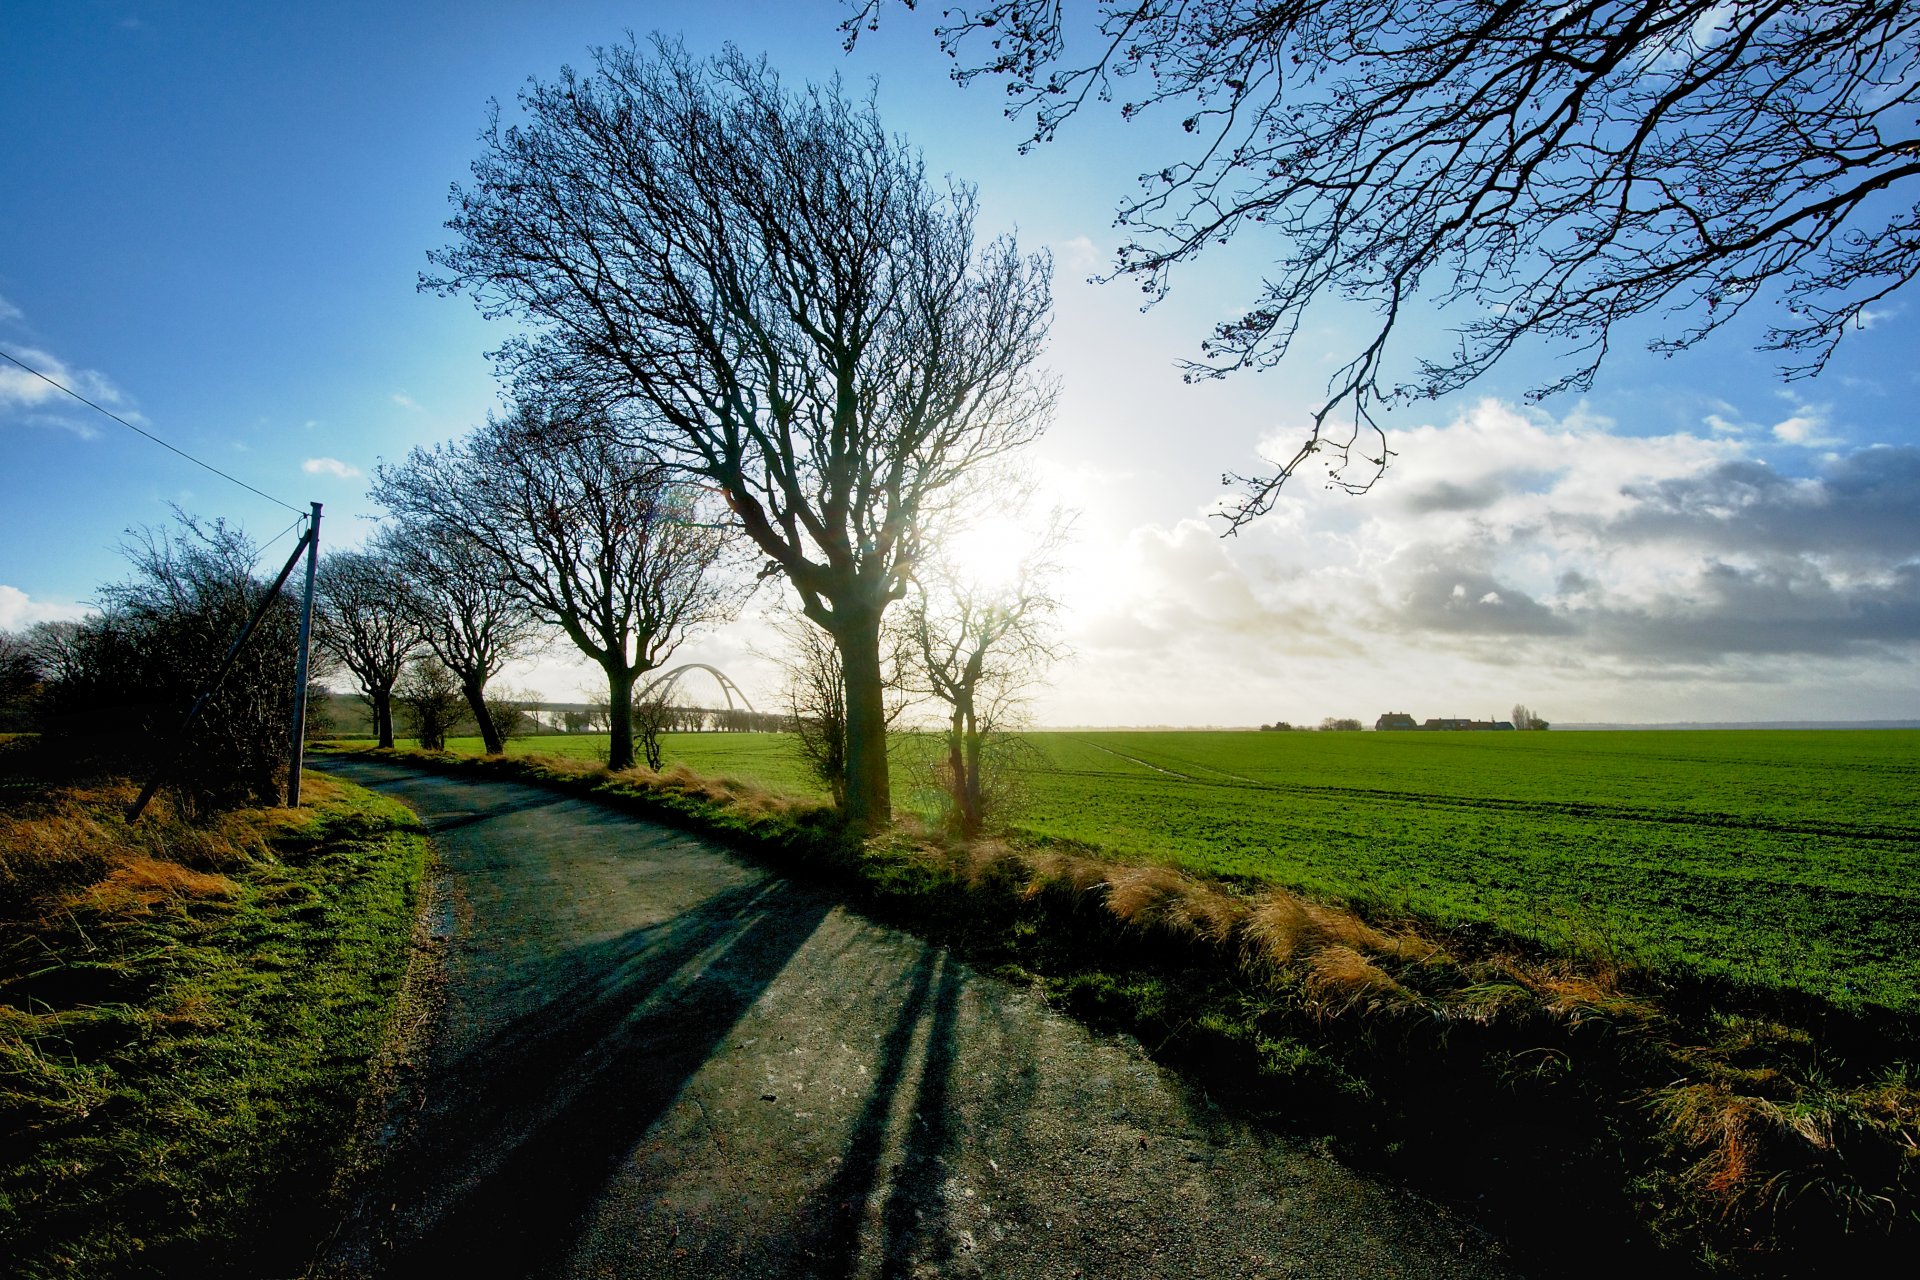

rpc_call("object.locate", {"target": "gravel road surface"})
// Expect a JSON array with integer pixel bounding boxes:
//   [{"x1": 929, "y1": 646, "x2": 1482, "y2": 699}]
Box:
[{"x1": 314, "y1": 758, "x2": 1520, "y2": 1280}]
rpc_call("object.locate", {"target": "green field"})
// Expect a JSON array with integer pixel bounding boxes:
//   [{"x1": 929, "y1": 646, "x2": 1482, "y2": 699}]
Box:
[{"x1": 343, "y1": 728, "x2": 1920, "y2": 1013}]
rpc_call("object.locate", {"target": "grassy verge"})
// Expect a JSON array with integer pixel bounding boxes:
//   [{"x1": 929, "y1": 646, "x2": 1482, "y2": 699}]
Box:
[
  {"x1": 319, "y1": 744, "x2": 1917, "y2": 1277},
  {"x1": 0, "y1": 738, "x2": 430, "y2": 1279}
]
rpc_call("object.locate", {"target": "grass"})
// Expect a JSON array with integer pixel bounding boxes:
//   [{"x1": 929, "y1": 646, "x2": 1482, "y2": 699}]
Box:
[
  {"x1": 0, "y1": 737, "x2": 430, "y2": 1279},
  {"x1": 341, "y1": 726, "x2": 1920, "y2": 1014},
  {"x1": 319, "y1": 741, "x2": 1920, "y2": 1277}
]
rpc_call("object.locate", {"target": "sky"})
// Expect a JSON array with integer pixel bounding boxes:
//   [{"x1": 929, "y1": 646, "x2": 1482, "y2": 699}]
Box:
[{"x1": 3, "y1": 1, "x2": 1916, "y2": 727}]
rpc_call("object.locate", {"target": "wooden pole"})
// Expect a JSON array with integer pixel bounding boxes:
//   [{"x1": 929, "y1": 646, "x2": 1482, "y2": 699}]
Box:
[{"x1": 287, "y1": 502, "x2": 322, "y2": 807}]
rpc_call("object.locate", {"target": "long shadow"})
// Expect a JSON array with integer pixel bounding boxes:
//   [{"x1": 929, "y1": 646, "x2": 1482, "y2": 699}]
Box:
[
  {"x1": 881, "y1": 951, "x2": 964, "y2": 1272},
  {"x1": 422, "y1": 788, "x2": 571, "y2": 835},
  {"x1": 775, "y1": 947, "x2": 966, "y2": 1280},
  {"x1": 364, "y1": 875, "x2": 833, "y2": 1278}
]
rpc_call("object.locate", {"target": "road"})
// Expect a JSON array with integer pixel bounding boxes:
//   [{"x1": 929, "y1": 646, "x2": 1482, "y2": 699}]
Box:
[{"x1": 313, "y1": 758, "x2": 1519, "y2": 1280}]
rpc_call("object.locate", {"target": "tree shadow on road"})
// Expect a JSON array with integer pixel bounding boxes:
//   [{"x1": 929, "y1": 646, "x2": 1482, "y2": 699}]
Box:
[
  {"x1": 774, "y1": 944, "x2": 966, "y2": 1279},
  {"x1": 345, "y1": 873, "x2": 833, "y2": 1277}
]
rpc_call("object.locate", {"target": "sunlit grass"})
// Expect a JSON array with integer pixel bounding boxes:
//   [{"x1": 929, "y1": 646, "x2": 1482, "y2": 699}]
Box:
[
  {"x1": 334, "y1": 727, "x2": 1920, "y2": 1012},
  {"x1": 0, "y1": 748, "x2": 429, "y2": 1278}
]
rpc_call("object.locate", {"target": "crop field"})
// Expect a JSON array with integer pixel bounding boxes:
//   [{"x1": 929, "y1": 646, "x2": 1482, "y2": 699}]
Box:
[
  {"x1": 339, "y1": 728, "x2": 1919, "y2": 1013},
  {"x1": 1013, "y1": 731, "x2": 1919, "y2": 1013}
]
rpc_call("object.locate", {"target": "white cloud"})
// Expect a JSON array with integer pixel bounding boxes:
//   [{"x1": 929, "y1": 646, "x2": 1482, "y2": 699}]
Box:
[
  {"x1": 0, "y1": 294, "x2": 22, "y2": 323},
  {"x1": 1039, "y1": 398, "x2": 1920, "y2": 725},
  {"x1": 1771, "y1": 409, "x2": 1839, "y2": 447},
  {"x1": 1854, "y1": 303, "x2": 1899, "y2": 331},
  {"x1": 1056, "y1": 235, "x2": 1102, "y2": 273},
  {"x1": 0, "y1": 344, "x2": 145, "y2": 437},
  {"x1": 302, "y1": 456, "x2": 361, "y2": 479},
  {"x1": 390, "y1": 392, "x2": 423, "y2": 412},
  {"x1": 0, "y1": 585, "x2": 90, "y2": 630}
]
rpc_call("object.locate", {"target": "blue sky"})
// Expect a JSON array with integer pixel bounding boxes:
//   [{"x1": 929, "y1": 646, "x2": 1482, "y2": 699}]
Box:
[{"x1": 4, "y1": 1, "x2": 1916, "y2": 725}]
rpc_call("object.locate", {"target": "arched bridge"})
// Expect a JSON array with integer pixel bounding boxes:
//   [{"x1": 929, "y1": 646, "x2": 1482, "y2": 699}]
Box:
[{"x1": 636, "y1": 663, "x2": 756, "y2": 714}]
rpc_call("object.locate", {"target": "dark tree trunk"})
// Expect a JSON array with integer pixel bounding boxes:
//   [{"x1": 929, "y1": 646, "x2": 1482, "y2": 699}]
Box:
[
  {"x1": 836, "y1": 614, "x2": 890, "y2": 830},
  {"x1": 946, "y1": 702, "x2": 981, "y2": 837},
  {"x1": 372, "y1": 685, "x2": 396, "y2": 750},
  {"x1": 961, "y1": 702, "x2": 982, "y2": 836},
  {"x1": 462, "y1": 678, "x2": 503, "y2": 754},
  {"x1": 605, "y1": 664, "x2": 636, "y2": 771}
]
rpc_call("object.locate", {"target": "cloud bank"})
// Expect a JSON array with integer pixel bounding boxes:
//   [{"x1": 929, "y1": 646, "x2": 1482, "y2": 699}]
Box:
[
  {"x1": 1048, "y1": 399, "x2": 1919, "y2": 724},
  {"x1": 0, "y1": 585, "x2": 91, "y2": 631}
]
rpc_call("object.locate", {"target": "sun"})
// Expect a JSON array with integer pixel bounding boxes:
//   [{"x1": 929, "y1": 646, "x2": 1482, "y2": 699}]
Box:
[{"x1": 939, "y1": 517, "x2": 1037, "y2": 591}]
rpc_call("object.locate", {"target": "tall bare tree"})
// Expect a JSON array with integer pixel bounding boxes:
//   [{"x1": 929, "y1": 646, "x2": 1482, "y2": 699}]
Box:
[
  {"x1": 425, "y1": 38, "x2": 1055, "y2": 828},
  {"x1": 850, "y1": 1, "x2": 1920, "y2": 526},
  {"x1": 313, "y1": 549, "x2": 425, "y2": 749},
  {"x1": 372, "y1": 520, "x2": 538, "y2": 755},
  {"x1": 372, "y1": 400, "x2": 738, "y2": 770}
]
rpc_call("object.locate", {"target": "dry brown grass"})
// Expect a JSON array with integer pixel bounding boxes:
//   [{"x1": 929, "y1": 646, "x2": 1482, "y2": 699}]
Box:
[
  {"x1": 1657, "y1": 1082, "x2": 1816, "y2": 1199},
  {"x1": 0, "y1": 775, "x2": 275, "y2": 921},
  {"x1": 1304, "y1": 944, "x2": 1413, "y2": 1013}
]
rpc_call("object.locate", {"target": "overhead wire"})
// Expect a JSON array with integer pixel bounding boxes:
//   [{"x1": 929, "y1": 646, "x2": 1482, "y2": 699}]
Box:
[
  {"x1": 252, "y1": 512, "x2": 312, "y2": 572},
  {"x1": 0, "y1": 345, "x2": 304, "y2": 515}
]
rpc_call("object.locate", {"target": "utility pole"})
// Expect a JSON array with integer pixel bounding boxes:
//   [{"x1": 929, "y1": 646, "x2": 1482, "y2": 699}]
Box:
[
  {"x1": 127, "y1": 513, "x2": 317, "y2": 823},
  {"x1": 287, "y1": 501, "x2": 322, "y2": 806}
]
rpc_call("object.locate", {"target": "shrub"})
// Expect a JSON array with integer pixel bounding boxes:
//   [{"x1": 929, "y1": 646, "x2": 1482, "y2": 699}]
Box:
[{"x1": 38, "y1": 514, "x2": 301, "y2": 813}]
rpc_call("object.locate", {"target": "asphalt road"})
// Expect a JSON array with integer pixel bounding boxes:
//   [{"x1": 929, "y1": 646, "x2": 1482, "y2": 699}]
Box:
[{"x1": 313, "y1": 757, "x2": 1520, "y2": 1280}]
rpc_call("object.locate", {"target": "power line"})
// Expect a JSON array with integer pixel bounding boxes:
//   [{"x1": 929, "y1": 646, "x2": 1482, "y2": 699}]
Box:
[
  {"x1": 253, "y1": 512, "x2": 311, "y2": 570},
  {"x1": 0, "y1": 345, "x2": 303, "y2": 515}
]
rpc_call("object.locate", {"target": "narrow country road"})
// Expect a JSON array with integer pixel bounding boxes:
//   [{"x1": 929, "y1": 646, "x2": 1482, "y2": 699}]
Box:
[{"x1": 313, "y1": 758, "x2": 1520, "y2": 1280}]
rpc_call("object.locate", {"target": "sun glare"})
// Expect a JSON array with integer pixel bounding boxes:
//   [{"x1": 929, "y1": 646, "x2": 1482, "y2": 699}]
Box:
[{"x1": 942, "y1": 518, "x2": 1037, "y2": 591}]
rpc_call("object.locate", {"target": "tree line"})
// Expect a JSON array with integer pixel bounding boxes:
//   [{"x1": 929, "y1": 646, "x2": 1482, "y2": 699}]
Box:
[{"x1": 3, "y1": 40, "x2": 1065, "y2": 835}]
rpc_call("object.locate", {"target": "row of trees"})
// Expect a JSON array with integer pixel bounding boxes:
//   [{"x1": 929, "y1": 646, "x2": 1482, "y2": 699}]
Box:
[
  {"x1": 395, "y1": 38, "x2": 1063, "y2": 832},
  {"x1": 10, "y1": 39, "x2": 1063, "y2": 834}
]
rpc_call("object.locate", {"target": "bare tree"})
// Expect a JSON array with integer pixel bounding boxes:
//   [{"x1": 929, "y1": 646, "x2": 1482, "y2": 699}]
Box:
[
  {"x1": 39, "y1": 513, "x2": 298, "y2": 810},
  {"x1": 395, "y1": 655, "x2": 465, "y2": 751},
  {"x1": 425, "y1": 38, "x2": 1055, "y2": 828},
  {"x1": 485, "y1": 686, "x2": 534, "y2": 746},
  {"x1": 372, "y1": 520, "x2": 538, "y2": 755},
  {"x1": 772, "y1": 610, "x2": 853, "y2": 807},
  {"x1": 632, "y1": 690, "x2": 673, "y2": 772},
  {"x1": 314, "y1": 549, "x2": 425, "y2": 749},
  {"x1": 24, "y1": 620, "x2": 86, "y2": 687},
  {"x1": 372, "y1": 399, "x2": 738, "y2": 770},
  {"x1": 902, "y1": 508, "x2": 1068, "y2": 835},
  {"x1": 850, "y1": 1, "x2": 1920, "y2": 526},
  {"x1": 0, "y1": 630, "x2": 37, "y2": 731},
  {"x1": 1511, "y1": 704, "x2": 1535, "y2": 731}
]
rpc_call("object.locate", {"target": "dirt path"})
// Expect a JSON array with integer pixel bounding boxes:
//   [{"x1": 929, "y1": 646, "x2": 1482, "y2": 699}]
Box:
[{"x1": 313, "y1": 758, "x2": 1519, "y2": 1280}]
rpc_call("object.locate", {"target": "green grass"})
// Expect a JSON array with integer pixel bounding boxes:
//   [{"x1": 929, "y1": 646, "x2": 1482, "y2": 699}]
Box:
[
  {"x1": 346, "y1": 727, "x2": 1920, "y2": 1014},
  {"x1": 1012, "y1": 730, "x2": 1920, "y2": 1014},
  {"x1": 316, "y1": 742, "x2": 1920, "y2": 1274},
  {"x1": 0, "y1": 769, "x2": 430, "y2": 1279}
]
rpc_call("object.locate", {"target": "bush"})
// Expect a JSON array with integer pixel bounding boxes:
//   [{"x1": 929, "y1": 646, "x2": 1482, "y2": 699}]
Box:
[
  {"x1": 38, "y1": 514, "x2": 301, "y2": 813},
  {"x1": 395, "y1": 657, "x2": 464, "y2": 750}
]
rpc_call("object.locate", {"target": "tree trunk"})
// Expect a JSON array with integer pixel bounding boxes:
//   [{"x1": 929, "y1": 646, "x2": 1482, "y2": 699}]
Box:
[
  {"x1": 945, "y1": 706, "x2": 967, "y2": 830},
  {"x1": 372, "y1": 685, "x2": 395, "y2": 750},
  {"x1": 961, "y1": 702, "x2": 983, "y2": 836},
  {"x1": 462, "y1": 678, "x2": 503, "y2": 754},
  {"x1": 606, "y1": 663, "x2": 636, "y2": 771},
  {"x1": 835, "y1": 614, "x2": 891, "y2": 830}
]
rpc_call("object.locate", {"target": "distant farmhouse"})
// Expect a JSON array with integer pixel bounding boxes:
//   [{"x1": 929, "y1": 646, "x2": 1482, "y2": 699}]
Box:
[{"x1": 1375, "y1": 713, "x2": 1517, "y2": 731}]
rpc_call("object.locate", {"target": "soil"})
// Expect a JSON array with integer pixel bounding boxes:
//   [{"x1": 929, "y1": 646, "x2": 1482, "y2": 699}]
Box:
[{"x1": 311, "y1": 758, "x2": 1521, "y2": 1279}]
